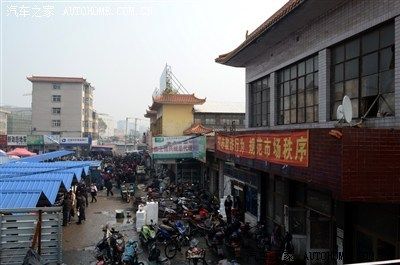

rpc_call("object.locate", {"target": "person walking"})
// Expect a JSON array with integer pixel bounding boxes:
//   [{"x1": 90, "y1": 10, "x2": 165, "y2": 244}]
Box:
[
  {"x1": 69, "y1": 190, "x2": 75, "y2": 223},
  {"x1": 76, "y1": 192, "x2": 86, "y2": 225},
  {"x1": 105, "y1": 179, "x2": 114, "y2": 196},
  {"x1": 62, "y1": 193, "x2": 72, "y2": 226},
  {"x1": 224, "y1": 195, "x2": 233, "y2": 224},
  {"x1": 90, "y1": 183, "x2": 98, "y2": 202}
]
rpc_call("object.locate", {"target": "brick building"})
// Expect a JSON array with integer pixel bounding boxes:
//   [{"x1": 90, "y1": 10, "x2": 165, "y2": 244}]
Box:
[{"x1": 215, "y1": 0, "x2": 400, "y2": 263}]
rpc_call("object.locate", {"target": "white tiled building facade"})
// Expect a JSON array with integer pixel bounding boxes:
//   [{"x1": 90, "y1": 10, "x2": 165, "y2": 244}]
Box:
[{"x1": 28, "y1": 76, "x2": 98, "y2": 139}]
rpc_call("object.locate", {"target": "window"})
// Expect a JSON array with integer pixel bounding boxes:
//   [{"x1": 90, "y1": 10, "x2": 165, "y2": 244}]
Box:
[
  {"x1": 331, "y1": 22, "x2": 394, "y2": 119},
  {"x1": 52, "y1": 120, "x2": 61, "y2": 127},
  {"x1": 52, "y1": 84, "x2": 61, "y2": 89},
  {"x1": 205, "y1": 118, "x2": 215, "y2": 125},
  {"x1": 249, "y1": 76, "x2": 270, "y2": 127},
  {"x1": 51, "y1": 131, "x2": 61, "y2": 135},
  {"x1": 277, "y1": 55, "x2": 319, "y2": 124},
  {"x1": 52, "y1": 95, "x2": 61, "y2": 102},
  {"x1": 52, "y1": 108, "x2": 61, "y2": 115}
]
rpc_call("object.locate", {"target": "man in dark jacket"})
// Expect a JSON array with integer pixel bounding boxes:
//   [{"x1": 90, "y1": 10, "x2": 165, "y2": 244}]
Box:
[
  {"x1": 76, "y1": 191, "x2": 86, "y2": 224},
  {"x1": 105, "y1": 179, "x2": 114, "y2": 196},
  {"x1": 62, "y1": 193, "x2": 72, "y2": 226},
  {"x1": 224, "y1": 195, "x2": 233, "y2": 224}
]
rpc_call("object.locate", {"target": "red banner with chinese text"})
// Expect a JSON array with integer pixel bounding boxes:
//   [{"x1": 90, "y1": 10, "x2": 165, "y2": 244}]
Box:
[{"x1": 216, "y1": 131, "x2": 309, "y2": 167}]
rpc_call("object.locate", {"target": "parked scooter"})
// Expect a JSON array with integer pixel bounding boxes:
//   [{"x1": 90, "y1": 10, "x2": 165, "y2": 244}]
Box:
[
  {"x1": 95, "y1": 226, "x2": 126, "y2": 265},
  {"x1": 121, "y1": 240, "x2": 144, "y2": 265}
]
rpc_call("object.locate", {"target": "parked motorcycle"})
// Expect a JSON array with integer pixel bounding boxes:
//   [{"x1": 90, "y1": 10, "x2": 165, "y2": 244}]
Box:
[{"x1": 95, "y1": 226, "x2": 125, "y2": 265}]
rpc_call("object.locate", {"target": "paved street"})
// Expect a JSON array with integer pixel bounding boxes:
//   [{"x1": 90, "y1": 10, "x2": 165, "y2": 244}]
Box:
[
  {"x1": 62, "y1": 185, "x2": 263, "y2": 265},
  {"x1": 63, "y1": 188, "x2": 136, "y2": 265}
]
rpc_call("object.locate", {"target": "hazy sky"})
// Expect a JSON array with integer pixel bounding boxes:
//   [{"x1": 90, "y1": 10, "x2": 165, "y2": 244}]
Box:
[{"x1": 1, "y1": 0, "x2": 287, "y2": 126}]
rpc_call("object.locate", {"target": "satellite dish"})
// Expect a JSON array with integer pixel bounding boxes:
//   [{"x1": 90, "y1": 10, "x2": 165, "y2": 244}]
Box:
[
  {"x1": 342, "y1": 95, "x2": 353, "y2": 123},
  {"x1": 336, "y1": 105, "x2": 344, "y2": 120}
]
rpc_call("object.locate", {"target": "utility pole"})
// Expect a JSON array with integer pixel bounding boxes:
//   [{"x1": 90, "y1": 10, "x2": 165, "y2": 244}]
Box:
[
  {"x1": 125, "y1": 117, "x2": 128, "y2": 153},
  {"x1": 134, "y1": 118, "x2": 139, "y2": 149}
]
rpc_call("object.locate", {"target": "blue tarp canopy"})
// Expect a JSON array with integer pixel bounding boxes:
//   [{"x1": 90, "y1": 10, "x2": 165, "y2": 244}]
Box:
[
  {"x1": 13, "y1": 150, "x2": 75, "y2": 163},
  {"x1": 0, "y1": 179, "x2": 64, "y2": 204},
  {"x1": 0, "y1": 190, "x2": 51, "y2": 209}
]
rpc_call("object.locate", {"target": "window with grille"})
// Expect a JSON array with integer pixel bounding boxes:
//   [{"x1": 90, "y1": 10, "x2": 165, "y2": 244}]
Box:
[
  {"x1": 277, "y1": 55, "x2": 319, "y2": 125},
  {"x1": 52, "y1": 95, "x2": 61, "y2": 102},
  {"x1": 52, "y1": 120, "x2": 61, "y2": 127},
  {"x1": 52, "y1": 108, "x2": 61, "y2": 115},
  {"x1": 331, "y1": 22, "x2": 394, "y2": 119},
  {"x1": 249, "y1": 75, "x2": 270, "y2": 127}
]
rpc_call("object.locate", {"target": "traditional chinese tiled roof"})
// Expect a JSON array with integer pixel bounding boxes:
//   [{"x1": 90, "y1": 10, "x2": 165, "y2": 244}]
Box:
[
  {"x1": 184, "y1": 123, "x2": 213, "y2": 135},
  {"x1": 144, "y1": 109, "x2": 157, "y2": 118},
  {"x1": 215, "y1": 0, "x2": 303, "y2": 64},
  {"x1": 27, "y1": 76, "x2": 87, "y2": 83},
  {"x1": 150, "y1": 94, "x2": 206, "y2": 110}
]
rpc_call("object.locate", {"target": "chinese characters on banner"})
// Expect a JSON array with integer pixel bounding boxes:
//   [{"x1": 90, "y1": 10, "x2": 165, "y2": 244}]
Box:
[
  {"x1": 216, "y1": 131, "x2": 309, "y2": 167},
  {"x1": 7, "y1": 135, "x2": 28, "y2": 146}
]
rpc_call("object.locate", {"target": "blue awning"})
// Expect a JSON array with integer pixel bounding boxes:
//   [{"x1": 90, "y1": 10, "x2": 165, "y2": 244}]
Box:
[
  {"x1": 0, "y1": 179, "x2": 64, "y2": 204},
  {"x1": 13, "y1": 150, "x2": 75, "y2": 163},
  {"x1": 12, "y1": 172, "x2": 76, "y2": 190},
  {"x1": 0, "y1": 190, "x2": 51, "y2": 209}
]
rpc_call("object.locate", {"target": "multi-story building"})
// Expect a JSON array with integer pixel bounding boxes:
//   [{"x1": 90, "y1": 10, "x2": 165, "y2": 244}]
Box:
[
  {"x1": 216, "y1": 0, "x2": 400, "y2": 263},
  {"x1": 193, "y1": 101, "x2": 245, "y2": 131},
  {"x1": 98, "y1": 113, "x2": 115, "y2": 138},
  {"x1": 0, "y1": 109, "x2": 9, "y2": 135},
  {"x1": 147, "y1": 93, "x2": 206, "y2": 137},
  {"x1": 145, "y1": 92, "x2": 206, "y2": 185},
  {"x1": 2, "y1": 106, "x2": 32, "y2": 135},
  {"x1": 28, "y1": 76, "x2": 97, "y2": 139}
]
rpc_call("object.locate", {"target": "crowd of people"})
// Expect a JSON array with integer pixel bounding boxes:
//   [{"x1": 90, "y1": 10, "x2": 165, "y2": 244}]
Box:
[
  {"x1": 62, "y1": 182, "x2": 90, "y2": 226},
  {"x1": 61, "y1": 153, "x2": 148, "y2": 226}
]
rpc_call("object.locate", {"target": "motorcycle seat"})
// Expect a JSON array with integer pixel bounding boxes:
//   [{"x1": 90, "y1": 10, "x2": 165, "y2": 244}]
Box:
[{"x1": 160, "y1": 224, "x2": 175, "y2": 232}]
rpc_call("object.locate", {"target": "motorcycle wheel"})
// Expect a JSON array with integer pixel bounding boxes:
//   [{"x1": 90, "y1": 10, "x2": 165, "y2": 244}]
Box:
[{"x1": 164, "y1": 241, "x2": 178, "y2": 259}]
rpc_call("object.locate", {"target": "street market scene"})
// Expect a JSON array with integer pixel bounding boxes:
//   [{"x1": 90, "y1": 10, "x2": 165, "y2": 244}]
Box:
[{"x1": 1, "y1": 0, "x2": 400, "y2": 265}]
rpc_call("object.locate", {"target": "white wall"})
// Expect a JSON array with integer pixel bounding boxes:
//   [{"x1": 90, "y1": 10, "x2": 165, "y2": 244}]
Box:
[{"x1": 31, "y1": 82, "x2": 84, "y2": 137}]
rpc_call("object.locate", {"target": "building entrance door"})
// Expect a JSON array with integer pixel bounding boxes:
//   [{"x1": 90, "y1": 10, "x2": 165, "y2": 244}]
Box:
[
  {"x1": 284, "y1": 205, "x2": 307, "y2": 259},
  {"x1": 307, "y1": 210, "x2": 331, "y2": 265}
]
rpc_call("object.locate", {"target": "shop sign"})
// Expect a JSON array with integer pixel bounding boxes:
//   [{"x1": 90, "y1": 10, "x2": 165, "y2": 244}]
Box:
[
  {"x1": 27, "y1": 135, "x2": 44, "y2": 146},
  {"x1": 7, "y1": 134, "x2": 27, "y2": 146},
  {"x1": 60, "y1": 137, "x2": 90, "y2": 145},
  {"x1": 152, "y1": 136, "x2": 206, "y2": 162},
  {"x1": 43, "y1": 135, "x2": 60, "y2": 145},
  {"x1": 0, "y1": 135, "x2": 7, "y2": 146},
  {"x1": 216, "y1": 130, "x2": 309, "y2": 167}
]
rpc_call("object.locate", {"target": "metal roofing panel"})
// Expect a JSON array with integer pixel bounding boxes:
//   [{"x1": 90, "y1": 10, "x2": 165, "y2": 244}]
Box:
[
  {"x1": 0, "y1": 167, "x2": 83, "y2": 181},
  {"x1": 0, "y1": 190, "x2": 51, "y2": 209},
  {"x1": 11, "y1": 150, "x2": 75, "y2": 163},
  {"x1": 0, "y1": 179, "x2": 63, "y2": 204},
  {"x1": 12, "y1": 173, "x2": 75, "y2": 190}
]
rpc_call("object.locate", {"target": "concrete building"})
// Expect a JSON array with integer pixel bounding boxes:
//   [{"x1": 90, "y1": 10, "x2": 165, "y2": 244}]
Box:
[
  {"x1": 0, "y1": 109, "x2": 9, "y2": 135},
  {"x1": 216, "y1": 0, "x2": 400, "y2": 263},
  {"x1": 1, "y1": 106, "x2": 32, "y2": 135},
  {"x1": 28, "y1": 76, "x2": 98, "y2": 139},
  {"x1": 193, "y1": 101, "x2": 245, "y2": 131},
  {"x1": 98, "y1": 113, "x2": 115, "y2": 138}
]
